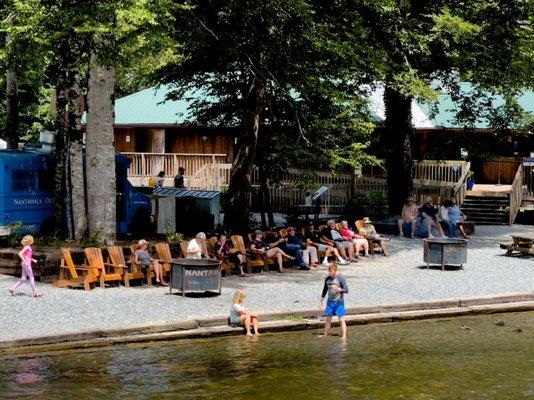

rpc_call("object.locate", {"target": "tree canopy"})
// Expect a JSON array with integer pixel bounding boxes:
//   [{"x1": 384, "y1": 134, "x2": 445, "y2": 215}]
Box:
[{"x1": 0, "y1": 0, "x2": 532, "y2": 236}]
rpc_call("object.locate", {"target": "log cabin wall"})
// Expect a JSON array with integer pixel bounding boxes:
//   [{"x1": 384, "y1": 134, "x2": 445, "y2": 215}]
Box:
[
  {"x1": 114, "y1": 127, "x2": 136, "y2": 152},
  {"x1": 114, "y1": 126, "x2": 238, "y2": 163},
  {"x1": 166, "y1": 127, "x2": 237, "y2": 161}
]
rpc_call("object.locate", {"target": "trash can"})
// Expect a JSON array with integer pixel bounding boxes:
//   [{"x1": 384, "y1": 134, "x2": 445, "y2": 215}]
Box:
[{"x1": 170, "y1": 258, "x2": 222, "y2": 296}]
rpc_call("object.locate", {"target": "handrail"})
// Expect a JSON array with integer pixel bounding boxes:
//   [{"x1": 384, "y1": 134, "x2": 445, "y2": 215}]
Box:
[
  {"x1": 509, "y1": 164, "x2": 523, "y2": 225},
  {"x1": 452, "y1": 161, "x2": 471, "y2": 206},
  {"x1": 121, "y1": 152, "x2": 227, "y2": 157}
]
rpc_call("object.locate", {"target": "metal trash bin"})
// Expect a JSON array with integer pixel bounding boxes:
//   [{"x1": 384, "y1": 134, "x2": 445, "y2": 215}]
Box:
[
  {"x1": 170, "y1": 258, "x2": 222, "y2": 296},
  {"x1": 423, "y1": 238, "x2": 468, "y2": 270}
]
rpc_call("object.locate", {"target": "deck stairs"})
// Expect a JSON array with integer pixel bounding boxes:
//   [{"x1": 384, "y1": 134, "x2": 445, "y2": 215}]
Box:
[{"x1": 461, "y1": 194, "x2": 510, "y2": 225}]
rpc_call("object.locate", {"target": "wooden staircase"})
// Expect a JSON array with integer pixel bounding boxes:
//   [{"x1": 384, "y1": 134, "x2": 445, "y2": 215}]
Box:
[{"x1": 461, "y1": 195, "x2": 510, "y2": 225}]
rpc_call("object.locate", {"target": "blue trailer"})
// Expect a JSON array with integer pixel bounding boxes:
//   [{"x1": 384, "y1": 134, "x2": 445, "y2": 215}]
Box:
[{"x1": 0, "y1": 150, "x2": 152, "y2": 236}]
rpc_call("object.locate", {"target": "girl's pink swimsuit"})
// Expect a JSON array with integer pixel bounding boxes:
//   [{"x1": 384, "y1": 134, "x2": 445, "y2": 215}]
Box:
[{"x1": 10, "y1": 245, "x2": 38, "y2": 295}]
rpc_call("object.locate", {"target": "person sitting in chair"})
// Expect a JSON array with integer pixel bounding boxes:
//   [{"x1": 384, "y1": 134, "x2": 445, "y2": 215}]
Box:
[
  {"x1": 305, "y1": 223, "x2": 348, "y2": 266},
  {"x1": 268, "y1": 228, "x2": 308, "y2": 270},
  {"x1": 449, "y1": 198, "x2": 469, "y2": 239},
  {"x1": 339, "y1": 220, "x2": 370, "y2": 258},
  {"x1": 214, "y1": 234, "x2": 248, "y2": 277},
  {"x1": 397, "y1": 197, "x2": 418, "y2": 238},
  {"x1": 250, "y1": 230, "x2": 290, "y2": 273},
  {"x1": 134, "y1": 239, "x2": 167, "y2": 286},
  {"x1": 321, "y1": 220, "x2": 355, "y2": 263},
  {"x1": 438, "y1": 200, "x2": 456, "y2": 238},
  {"x1": 420, "y1": 197, "x2": 444, "y2": 238},
  {"x1": 186, "y1": 232, "x2": 209, "y2": 259},
  {"x1": 358, "y1": 217, "x2": 389, "y2": 256},
  {"x1": 286, "y1": 226, "x2": 319, "y2": 268}
]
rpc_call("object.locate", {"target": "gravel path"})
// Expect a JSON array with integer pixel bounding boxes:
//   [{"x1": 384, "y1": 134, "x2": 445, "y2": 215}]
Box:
[{"x1": 1, "y1": 224, "x2": 532, "y2": 341}]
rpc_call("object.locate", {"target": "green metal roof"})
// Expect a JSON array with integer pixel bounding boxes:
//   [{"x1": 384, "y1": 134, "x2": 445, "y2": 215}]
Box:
[
  {"x1": 113, "y1": 83, "x2": 533, "y2": 129},
  {"x1": 115, "y1": 85, "x2": 195, "y2": 126},
  {"x1": 419, "y1": 83, "x2": 534, "y2": 129}
]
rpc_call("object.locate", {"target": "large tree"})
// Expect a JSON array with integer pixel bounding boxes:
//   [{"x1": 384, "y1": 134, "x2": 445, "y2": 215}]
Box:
[
  {"x1": 350, "y1": 0, "x2": 533, "y2": 213},
  {"x1": 157, "y1": 0, "x2": 376, "y2": 233}
]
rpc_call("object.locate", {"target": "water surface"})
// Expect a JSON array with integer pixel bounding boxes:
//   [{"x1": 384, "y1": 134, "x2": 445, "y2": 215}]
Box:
[{"x1": 1, "y1": 312, "x2": 532, "y2": 399}]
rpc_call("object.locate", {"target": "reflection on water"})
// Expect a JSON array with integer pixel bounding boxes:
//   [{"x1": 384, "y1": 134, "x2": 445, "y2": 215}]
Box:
[{"x1": 0, "y1": 312, "x2": 533, "y2": 399}]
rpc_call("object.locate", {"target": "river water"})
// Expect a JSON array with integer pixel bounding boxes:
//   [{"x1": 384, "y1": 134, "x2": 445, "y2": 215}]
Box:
[{"x1": 1, "y1": 312, "x2": 532, "y2": 399}]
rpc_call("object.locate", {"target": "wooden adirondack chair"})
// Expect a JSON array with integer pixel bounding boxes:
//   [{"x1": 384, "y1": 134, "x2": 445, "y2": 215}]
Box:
[
  {"x1": 54, "y1": 248, "x2": 99, "y2": 291},
  {"x1": 207, "y1": 236, "x2": 232, "y2": 276},
  {"x1": 155, "y1": 242, "x2": 174, "y2": 275},
  {"x1": 108, "y1": 246, "x2": 149, "y2": 287},
  {"x1": 231, "y1": 235, "x2": 267, "y2": 273},
  {"x1": 84, "y1": 247, "x2": 125, "y2": 288},
  {"x1": 355, "y1": 220, "x2": 383, "y2": 254}
]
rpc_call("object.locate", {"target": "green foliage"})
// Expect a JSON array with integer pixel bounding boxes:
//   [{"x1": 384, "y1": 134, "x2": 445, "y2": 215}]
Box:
[
  {"x1": 164, "y1": 223, "x2": 184, "y2": 243},
  {"x1": 33, "y1": 235, "x2": 67, "y2": 252},
  {"x1": 344, "y1": 190, "x2": 388, "y2": 222},
  {"x1": 81, "y1": 229, "x2": 103, "y2": 247},
  {"x1": 4, "y1": 221, "x2": 25, "y2": 248}
]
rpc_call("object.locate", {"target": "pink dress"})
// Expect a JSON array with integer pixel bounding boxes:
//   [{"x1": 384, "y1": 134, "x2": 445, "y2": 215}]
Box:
[{"x1": 10, "y1": 245, "x2": 37, "y2": 294}]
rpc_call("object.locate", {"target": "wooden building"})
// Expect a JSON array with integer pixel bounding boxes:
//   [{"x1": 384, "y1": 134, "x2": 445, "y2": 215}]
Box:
[{"x1": 113, "y1": 86, "x2": 240, "y2": 161}]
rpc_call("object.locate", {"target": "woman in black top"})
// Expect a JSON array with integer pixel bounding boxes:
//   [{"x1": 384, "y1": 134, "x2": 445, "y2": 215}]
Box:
[
  {"x1": 250, "y1": 230, "x2": 290, "y2": 273},
  {"x1": 420, "y1": 197, "x2": 444, "y2": 238},
  {"x1": 214, "y1": 234, "x2": 248, "y2": 277}
]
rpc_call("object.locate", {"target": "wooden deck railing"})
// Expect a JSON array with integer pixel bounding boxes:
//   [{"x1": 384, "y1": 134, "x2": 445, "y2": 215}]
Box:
[
  {"x1": 354, "y1": 160, "x2": 470, "y2": 205},
  {"x1": 413, "y1": 160, "x2": 468, "y2": 183},
  {"x1": 188, "y1": 164, "x2": 353, "y2": 213},
  {"x1": 509, "y1": 164, "x2": 523, "y2": 225},
  {"x1": 189, "y1": 163, "x2": 232, "y2": 191},
  {"x1": 523, "y1": 163, "x2": 534, "y2": 200},
  {"x1": 122, "y1": 152, "x2": 227, "y2": 178},
  {"x1": 451, "y1": 162, "x2": 471, "y2": 205}
]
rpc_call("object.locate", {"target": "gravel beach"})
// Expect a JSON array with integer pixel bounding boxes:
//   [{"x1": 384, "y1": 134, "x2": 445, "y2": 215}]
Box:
[{"x1": 1, "y1": 224, "x2": 532, "y2": 341}]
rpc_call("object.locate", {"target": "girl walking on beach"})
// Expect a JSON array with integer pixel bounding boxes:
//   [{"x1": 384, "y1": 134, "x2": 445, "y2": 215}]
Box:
[
  {"x1": 9, "y1": 235, "x2": 42, "y2": 298},
  {"x1": 229, "y1": 290, "x2": 260, "y2": 336}
]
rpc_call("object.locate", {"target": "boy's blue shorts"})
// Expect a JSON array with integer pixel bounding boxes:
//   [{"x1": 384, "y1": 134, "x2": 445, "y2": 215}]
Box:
[{"x1": 325, "y1": 300, "x2": 346, "y2": 317}]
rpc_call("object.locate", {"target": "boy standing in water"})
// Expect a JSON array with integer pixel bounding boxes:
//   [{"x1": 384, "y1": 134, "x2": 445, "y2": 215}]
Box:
[{"x1": 319, "y1": 264, "x2": 348, "y2": 338}]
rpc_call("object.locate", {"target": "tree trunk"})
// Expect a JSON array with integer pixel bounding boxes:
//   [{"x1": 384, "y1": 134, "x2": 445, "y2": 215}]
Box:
[
  {"x1": 70, "y1": 141, "x2": 87, "y2": 240},
  {"x1": 86, "y1": 52, "x2": 117, "y2": 244},
  {"x1": 383, "y1": 86, "x2": 414, "y2": 215},
  {"x1": 5, "y1": 70, "x2": 19, "y2": 149},
  {"x1": 5, "y1": 29, "x2": 18, "y2": 149},
  {"x1": 224, "y1": 77, "x2": 266, "y2": 234}
]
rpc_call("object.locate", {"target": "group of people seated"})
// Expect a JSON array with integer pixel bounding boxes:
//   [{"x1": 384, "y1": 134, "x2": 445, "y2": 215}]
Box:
[
  {"x1": 182, "y1": 218, "x2": 390, "y2": 276},
  {"x1": 397, "y1": 196, "x2": 469, "y2": 239}
]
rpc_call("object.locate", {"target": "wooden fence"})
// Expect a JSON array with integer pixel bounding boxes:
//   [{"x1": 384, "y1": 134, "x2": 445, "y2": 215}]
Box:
[
  {"x1": 124, "y1": 153, "x2": 481, "y2": 213},
  {"x1": 251, "y1": 168, "x2": 353, "y2": 214},
  {"x1": 123, "y1": 152, "x2": 227, "y2": 178}
]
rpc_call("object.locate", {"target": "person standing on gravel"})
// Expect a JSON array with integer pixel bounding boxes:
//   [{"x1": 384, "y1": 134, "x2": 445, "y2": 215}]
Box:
[
  {"x1": 319, "y1": 264, "x2": 348, "y2": 338},
  {"x1": 9, "y1": 235, "x2": 42, "y2": 298}
]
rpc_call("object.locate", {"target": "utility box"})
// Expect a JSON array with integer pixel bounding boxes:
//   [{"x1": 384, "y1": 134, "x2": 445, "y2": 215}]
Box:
[{"x1": 152, "y1": 188, "x2": 220, "y2": 235}]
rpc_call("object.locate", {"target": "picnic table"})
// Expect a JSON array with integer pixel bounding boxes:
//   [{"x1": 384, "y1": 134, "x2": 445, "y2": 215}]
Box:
[{"x1": 500, "y1": 234, "x2": 534, "y2": 256}]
